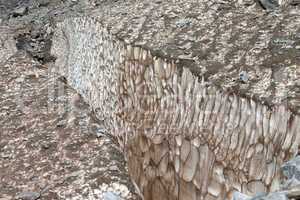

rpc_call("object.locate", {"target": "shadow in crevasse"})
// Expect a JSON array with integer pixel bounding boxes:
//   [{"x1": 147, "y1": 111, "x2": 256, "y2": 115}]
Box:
[{"x1": 14, "y1": 26, "x2": 56, "y2": 64}]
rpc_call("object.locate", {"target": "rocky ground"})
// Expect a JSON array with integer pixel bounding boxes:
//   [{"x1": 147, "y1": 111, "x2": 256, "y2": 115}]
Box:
[
  {"x1": 0, "y1": 0, "x2": 140, "y2": 199},
  {"x1": 0, "y1": 51, "x2": 139, "y2": 199},
  {"x1": 0, "y1": 0, "x2": 299, "y2": 200},
  {"x1": 0, "y1": 51, "x2": 140, "y2": 199}
]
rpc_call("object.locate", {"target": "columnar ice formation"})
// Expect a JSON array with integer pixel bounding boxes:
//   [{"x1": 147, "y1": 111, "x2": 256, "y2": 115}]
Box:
[
  {"x1": 51, "y1": 17, "x2": 300, "y2": 200},
  {"x1": 52, "y1": 17, "x2": 122, "y2": 131}
]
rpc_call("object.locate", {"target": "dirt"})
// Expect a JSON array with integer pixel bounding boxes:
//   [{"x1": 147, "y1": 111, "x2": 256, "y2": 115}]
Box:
[{"x1": 0, "y1": 51, "x2": 139, "y2": 199}]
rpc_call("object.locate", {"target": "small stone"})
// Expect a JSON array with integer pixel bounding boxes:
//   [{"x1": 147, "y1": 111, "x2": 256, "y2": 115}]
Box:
[
  {"x1": 38, "y1": 0, "x2": 50, "y2": 7},
  {"x1": 41, "y1": 142, "x2": 50, "y2": 149},
  {"x1": 1, "y1": 153, "x2": 11, "y2": 159},
  {"x1": 282, "y1": 156, "x2": 300, "y2": 178},
  {"x1": 258, "y1": 0, "x2": 279, "y2": 10},
  {"x1": 95, "y1": 127, "x2": 106, "y2": 138},
  {"x1": 255, "y1": 192, "x2": 288, "y2": 200},
  {"x1": 16, "y1": 192, "x2": 40, "y2": 200},
  {"x1": 12, "y1": 7, "x2": 28, "y2": 17},
  {"x1": 46, "y1": 26, "x2": 52, "y2": 36},
  {"x1": 291, "y1": 0, "x2": 300, "y2": 5},
  {"x1": 282, "y1": 164, "x2": 296, "y2": 180},
  {"x1": 250, "y1": 193, "x2": 268, "y2": 200},
  {"x1": 239, "y1": 71, "x2": 249, "y2": 83},
  {"x1": 109, "y1": 165, "x2": 119, "y2": 171},
  {"x1": 103, "y1": 192, "x2": 122, "y2": 200},
  {"x1": 175, "y1": 18, "x2": 192, "y2": 28},
  {"x1": 56, "y1": 119, "x2": 67, "y2": 128},
  {"x1": 117, "y1": 184, "x2": 130, "y2": 197},
  {"x1": 67, "y1": 170, "x2": 84, "y2": 178},
  {"x1": 101, "y1": 183, "x2": 109, "y2": 191},
  {"x1": 232, "y1": 192, "x2": 288, "y2": 200},
  {"x1": 232, "y1": 191, "x2": 250, "y2": 200},
  {"x1": 281, "y1": 156, "x2": 300, "y2": 188},
  {"x1": 15, "y1": 77, "x2": 25, "y2": 83},
  {"x1": 0, "y1": 194, "x2": 12, "y2": 200},
  {"x1": 93, "y1": 189, "x2": 101, "y2": 195}
]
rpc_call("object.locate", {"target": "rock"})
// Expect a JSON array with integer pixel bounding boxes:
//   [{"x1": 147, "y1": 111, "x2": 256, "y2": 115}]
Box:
[
  {"x1": 103, "y1": 192, "x2": 123, "y2": 200},
  {"x1": 290, "y1": 0, "x2": 300, "y2": 5},
  {"x1": 232, "y1": 191, "x2": 250, "y2": 200},
  {"x1": 239, "y1": 71, "x2": 249, "y2": 83},
  {"x1": 95, "y1": 127, "x2": 106, "y2": 137},
  {"x1": 253, "y1": 192, "x2": 288, "y2": 200},
  {"x1": 281, "y1": 156, "x2": 300, "y2": 188},
  {"x1": 38, "y1": 0, "x2": 51, "y2": 7},
  {"x1": 175, "y1": 18, "x2": 192, "y2": 28},
  {"x1": 41, "y1": 142, "x2": 50, "y2": 149},
  {"x1": 12, "y1": 6, "x2": 28, "y2": 17},
  {"x1": 56, "y1": 119, "x2": 67, "y2": 127},
  {"x1": 67, "y1": 170, "x2": 85, "y2": 178},
  {"x1": 0, "y1": 194, "x2": 13, "y2": 200},
  {"x1": 258, "y1": 0, "x2": 279, "y2": 10},
  {"x1": 16, "y1": 192, "x2": 40, "y2": 200},
  {"x1": 15, "y1": 77, "x2": 25, "y2": 83},
  {"x1": 114, "y1": 184, "x2": 130, "y2": 198},
  {"x1": 1, "y1": 153, "x2": 12, "y2": 159},
  {"x1": 109, "y1": 165, "x2": 119, "y2": 171},
  {"x1": 232, "y1": 192, "x2": 288, "y2": 200}
]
